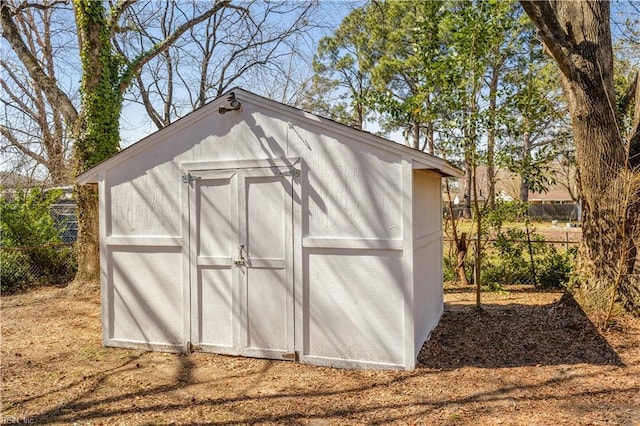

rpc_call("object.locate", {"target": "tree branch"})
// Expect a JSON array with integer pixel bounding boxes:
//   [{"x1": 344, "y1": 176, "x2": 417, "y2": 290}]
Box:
[
  {"x1": 1, "y1": 61, "x2": 41, "y2": 118},
  {"x1": 519, "y1": 1, "x2": 576, "y2": 77},
  {"x1": 112, "y1": 31, "x2": 164, "y2": 129},
  {"x1": 0, "y1": 124, "x2": 48, "y2": 165},
  {"x1": 134, "y1": 74, "x2": 164, "y2": 129},
  {"x1": 108, "y1": 0, "x2": 136, "y2": 34},
  {"x1": 629, "y1": 73, "x2": 640, "y2": 169},
  {"x1": 118, "y1": 0, "x2": 241, "y2": 92},
  {"x1": 619, "y1": 72, "x2": 638, "y2": 117},
  {"x1": 0, "y1": 0, "x2": 78, "y2": 125},
  {"x1": 14, "y1": 0, "x2": 68, "y2": 14}
]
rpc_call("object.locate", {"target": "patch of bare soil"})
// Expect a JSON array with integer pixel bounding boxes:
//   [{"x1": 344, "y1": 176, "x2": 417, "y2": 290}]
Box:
[{"x1": 2, "y1": 286, "x2": 639, "y2": 425}]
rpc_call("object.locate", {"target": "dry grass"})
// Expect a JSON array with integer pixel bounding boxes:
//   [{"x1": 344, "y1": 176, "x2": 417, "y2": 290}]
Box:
[{"x1": 2, "y1": 285, "x2": 639, "y2": 425}]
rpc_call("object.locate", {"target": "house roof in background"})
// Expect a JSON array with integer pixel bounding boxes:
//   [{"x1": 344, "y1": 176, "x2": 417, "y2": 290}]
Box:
[
  {"x1": 444, "y1": 165, "x2": 576, "y2": 203},
  {"x1": 0, "y1": 171, "x2": 43, "y2": 189}
]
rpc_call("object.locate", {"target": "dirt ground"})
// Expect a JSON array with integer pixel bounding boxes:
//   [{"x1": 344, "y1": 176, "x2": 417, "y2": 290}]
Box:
[{"x1": 2, "y1": 285, "x2": 639, "y2": 425}]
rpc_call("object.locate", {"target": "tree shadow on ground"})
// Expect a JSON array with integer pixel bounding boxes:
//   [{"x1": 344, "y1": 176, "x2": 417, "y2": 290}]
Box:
[
  {"x1": 10, "y1": 289, "x2": 630, "y2": 425},
  {"x1": 418, "y1": 292, "x2": 624, "y2": 369},
  {"x1": 26, "y1": 353, "x2": 630, "y2": 425}
]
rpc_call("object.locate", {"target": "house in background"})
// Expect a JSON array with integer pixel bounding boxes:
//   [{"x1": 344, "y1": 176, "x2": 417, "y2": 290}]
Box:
[
  {"x1": 0, "y1": 171, "x2": 42, "y2": 191},
  {"x1": 444, "y1": 164, "x2": 579, "y2": 221},
  {"x1": 77, "y1": 89, "x2": 462, "y2": 370},
  {"x1": 528, "y1": 185, "x2": 580, "y2": 222}
]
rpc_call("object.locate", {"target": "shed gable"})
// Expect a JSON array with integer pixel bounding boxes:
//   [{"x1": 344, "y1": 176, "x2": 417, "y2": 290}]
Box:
[{"x1": 77, "y1": 89, "x2": 461, "y2": 184}]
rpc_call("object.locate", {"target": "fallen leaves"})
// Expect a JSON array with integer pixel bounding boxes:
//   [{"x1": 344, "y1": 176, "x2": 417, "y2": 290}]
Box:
[{"x1": 2, "y1": 285, "x2": 639, "y2": 425}]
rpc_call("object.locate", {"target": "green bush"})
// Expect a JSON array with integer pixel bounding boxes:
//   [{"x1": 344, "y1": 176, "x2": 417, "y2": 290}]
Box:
[
  {"x1": 477, "y1": 231, "x2": 575, "y2": 289},
  {"x1": 482, "y1": 280, "x2": 507, "y2": 293},
  {"x1": 1, "y1": 187, "x2": 77, "y2": 293},
  {"x1": 484, "y1": 200, "x2": 528, "y2": 230},
  {"x1": 443, "y1": 253, "x2": 456, "y2": 282},
  {"x1": 480, "y1": 260, "x2": 503, "y2": 286},
  {"x1": 537, "y1": 246, "x2": 575, "y2": 289},
  {"x1": 1, "y1": 249, "x2": 31, "y2": 291}
]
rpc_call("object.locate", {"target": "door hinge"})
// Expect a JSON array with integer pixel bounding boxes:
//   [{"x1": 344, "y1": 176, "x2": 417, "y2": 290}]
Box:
[
  {"x1": 282, "y1": 351, "x2": 299, "y2": 362},
  {"x1": 280, "y1": 167, "x2": 300, "y2": 177},
  {"x1": 182, "y1": 173, "x2": 199, "y2": 183}
]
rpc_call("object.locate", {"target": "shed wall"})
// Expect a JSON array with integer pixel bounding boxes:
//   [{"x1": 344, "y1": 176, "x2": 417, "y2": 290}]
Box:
[
  {"x1": 303, "y1": 250, "x2": 404, "y2": 366},
  {"x1": 99, "y1": 99, "x2": 435, "y2": 368},
  {"x1": 412, "y1": 171, "x2": 444, "y2": 359},
  {"x1": 109, "y1": 247, "x2": 183, "y2": 347}
]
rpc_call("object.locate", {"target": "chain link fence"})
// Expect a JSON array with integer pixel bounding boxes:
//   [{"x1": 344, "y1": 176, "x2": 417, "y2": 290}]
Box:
[
  {"x1": 1, "y1": 202, "x2": 78, "y2": 293},
  {"x1": 1, "y1": 242, "x2": 77, "y2": 291},
  {"x1": 444, "y1": 233, "x2": 580, "y2": 288},
  {"x1": 51, "y1": 202, "x2": 78, "y2": 243},
  {"x1": 445, "y1": 203, "x2": 581, "y2": 223}
]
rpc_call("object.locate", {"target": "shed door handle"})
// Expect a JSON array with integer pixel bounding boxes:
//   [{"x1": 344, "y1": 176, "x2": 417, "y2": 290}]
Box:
[{"x1": 235, "y1": 244, "x2": 245, "y2": 266}]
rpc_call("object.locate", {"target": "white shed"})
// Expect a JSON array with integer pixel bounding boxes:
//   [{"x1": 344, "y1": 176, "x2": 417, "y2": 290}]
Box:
[{"x1": 77, "y1": 89, "x2": 461, "y2": 370}]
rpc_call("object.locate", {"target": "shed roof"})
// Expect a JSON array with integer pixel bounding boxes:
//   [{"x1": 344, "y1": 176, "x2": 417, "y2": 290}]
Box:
[{"x1": 77, "y1": 88, "x2": 462, "y2": 184}]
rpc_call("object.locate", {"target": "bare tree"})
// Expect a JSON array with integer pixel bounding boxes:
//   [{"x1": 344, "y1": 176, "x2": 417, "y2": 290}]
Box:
[
  {"x1": 2, "y1": 0, "x2": 255, "y2": 288},
  {"x1": 0, "y1": 0, "x2": 75, "y2": 185},
  {"x1": 116, "y1": 0, "x2": 319, "y2": 130}
]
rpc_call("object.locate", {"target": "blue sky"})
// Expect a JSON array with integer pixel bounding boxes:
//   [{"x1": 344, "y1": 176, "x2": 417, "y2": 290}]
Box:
[
  {"x1": 119, "y1": 1, "x2": 365, "y2": 147},
  {"x1": 1, "y1": 1, "x2": 637, "y2": 179}
]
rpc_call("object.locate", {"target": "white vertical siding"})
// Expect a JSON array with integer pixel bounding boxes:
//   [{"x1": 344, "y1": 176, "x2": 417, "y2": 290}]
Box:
[
  {"x1": 97, "y1": 94, "x2": 448, "y2": 369},
  {"x1": 412, "y1": 171, "x2": 444, "y2": 358},
  {"x1": 412, "y1": 170, "x2": 442, "y2": 237},
  {"x1": 303, "y1": 250, "x2": 405, "y2": 367},
  {"x1": 109, "y1": 247, "x2": 183, "y2": 347},
  {"x1": 107, "y1": 147, "x2": 182, "y2": 237},
  {"x1": 302, "y1": 140, "x2": 402, "y2": 240}
]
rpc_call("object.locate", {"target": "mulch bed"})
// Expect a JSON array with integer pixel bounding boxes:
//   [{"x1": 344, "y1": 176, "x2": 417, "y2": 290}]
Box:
[
  {"x1": 2, "y1": 285, "x2": 639, "y2": 425},
  {"x1": 419, "y1": 293, "x2": 623, "y2": 369}
]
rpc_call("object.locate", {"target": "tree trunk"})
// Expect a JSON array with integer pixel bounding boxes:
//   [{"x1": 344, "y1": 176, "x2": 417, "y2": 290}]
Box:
[
  {"x1": 519, "y1": 131, "x2": 531, "y2": 202},
  {"x1": 472, "y1": 161, "x2": 482, "y2": 308},
  {"x1": 423, "y1": 97, "x2": 435, "y2": 155},
  {"x1": 70, "y1": 0, "x2": 123, "y2": 290},
  {"x1": 411, "y1": 120, "x2": 420, "y2": 150},
  {"x1": 425, "y1": 121, "x2": 435, "y2": 155},
  {"x1": 446, "y1": 185, "x2": 469, "y2": 286},
  {"x1": 456, "y1": 232, "x2": 469, "y2": 285},
  {"x1": 72, "y1": 184, "x2": 100, "y2": 292},
  {"x1": 463, "y1": 99, "x2": 473, "y2": 219},
  {"x1": 463, "y1": 155, "x2": 472, "y2": 219},
  {"x1": 487, "y1": 61, "x2": 501, "y2": 209},
  {"x1": 521, "y1": 0, "x2": 640, "y2": 314}
]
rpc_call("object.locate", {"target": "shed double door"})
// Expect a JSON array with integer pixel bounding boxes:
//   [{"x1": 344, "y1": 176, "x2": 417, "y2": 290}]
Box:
[{"x1": 187, "y1": 167, "x2": 294, "y2": 360}]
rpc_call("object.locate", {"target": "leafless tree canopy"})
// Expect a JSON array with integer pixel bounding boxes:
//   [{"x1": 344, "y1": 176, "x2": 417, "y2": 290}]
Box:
[
  {"x1": 114, "y1": 0, "x2": 320, "y2": 131},
  {"x1": 1, "y1": 0, "x2": 77, "y2": 184},
  {"x1": 1, "y1": 0, "x2": 321, "y2": 181}
]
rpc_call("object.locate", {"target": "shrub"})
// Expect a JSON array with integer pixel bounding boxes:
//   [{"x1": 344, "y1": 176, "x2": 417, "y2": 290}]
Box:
[
  {"x1": 1, "y1": 187, "x2": 77, "y2": 292},
  {"x1": 0, "y1": 249, "x2": 31, "y2": 291},
  {"x1": 480, "y1": 260, "x2": 504, "y2": 286},
  {"x1": 537, "y1": 246, "x2": 576, "y2": 289},
  {"x1": 443, "y1": 253, "x2": 456, "y2": 282}
]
